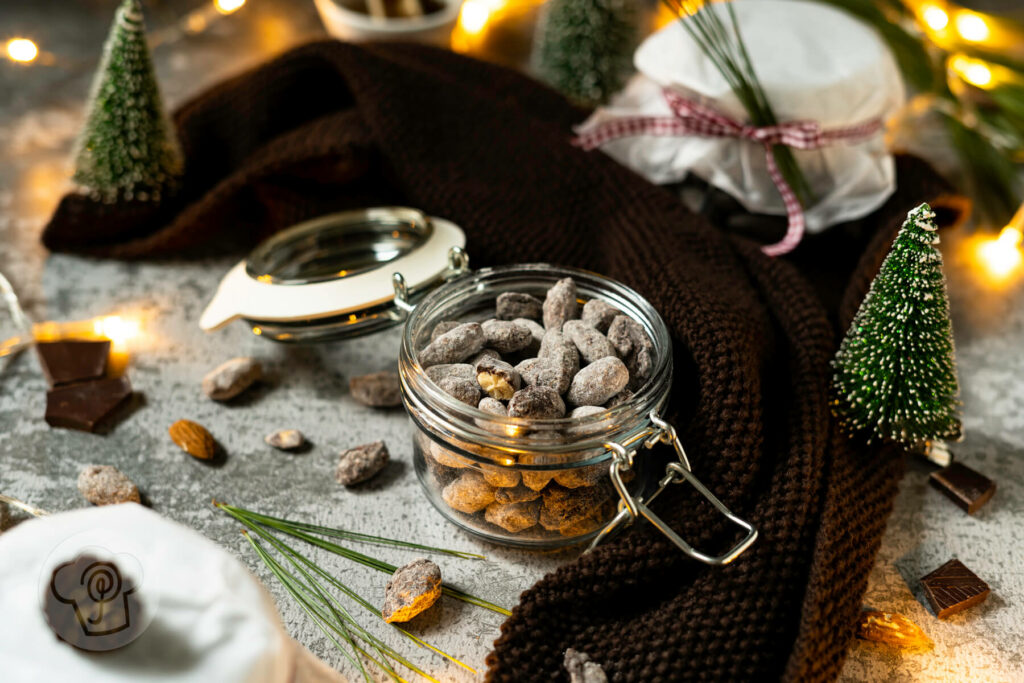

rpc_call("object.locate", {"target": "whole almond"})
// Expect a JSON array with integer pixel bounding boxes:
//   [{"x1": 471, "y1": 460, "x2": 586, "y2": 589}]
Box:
[{"x1": 169, "y1": 419, "x2": 216, "y2": 460}]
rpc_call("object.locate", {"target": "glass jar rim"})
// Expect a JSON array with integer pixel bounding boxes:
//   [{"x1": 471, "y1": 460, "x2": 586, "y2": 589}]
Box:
[{"x1": 399, "y1": 263, "x2": 673, "y2": 449}]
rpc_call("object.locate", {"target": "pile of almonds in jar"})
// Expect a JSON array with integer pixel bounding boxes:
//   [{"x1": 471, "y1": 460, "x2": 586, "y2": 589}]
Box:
[{"x1": 415, "y1": 277, "x2": 653, "y2": 539}]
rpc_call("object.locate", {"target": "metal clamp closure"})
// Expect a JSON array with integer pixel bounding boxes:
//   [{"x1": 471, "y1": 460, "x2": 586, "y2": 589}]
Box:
[{"x1": 587, "y1": 411, "x2": 758, "y2": 566}]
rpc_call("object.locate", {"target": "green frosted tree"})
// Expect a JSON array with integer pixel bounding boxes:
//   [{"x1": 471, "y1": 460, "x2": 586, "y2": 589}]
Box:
[
  {"x1": 832, "y1": 203, "x2": 962, "y2": 447},
  {"x1": 532, "y1": 0, "x2": 640, "y2": 107},
  {"x1": 71, "y1": 0, "x2": 182, "y2": 203}
]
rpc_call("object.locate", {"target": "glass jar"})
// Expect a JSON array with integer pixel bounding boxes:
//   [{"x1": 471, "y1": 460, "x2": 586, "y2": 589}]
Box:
[
  {"x1": 203, "y1": 208, "x2": 756, "y2": 562},
  {"x1": 399, "y1": 264, "x2": 673, "y2": 547}
]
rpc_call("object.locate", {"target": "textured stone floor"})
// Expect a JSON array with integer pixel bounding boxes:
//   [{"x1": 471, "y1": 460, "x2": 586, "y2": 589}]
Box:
[{"x1": 1, "y1": 2, "x2": 1021, "y2": 681}]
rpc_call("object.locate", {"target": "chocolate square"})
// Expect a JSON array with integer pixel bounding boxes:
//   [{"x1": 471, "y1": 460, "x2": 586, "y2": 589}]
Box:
[
  {"x1": 36, "y1": 340, "x2": 110, "y2": 386},
  {"x1": 929, "y1": 462, "x2": 996, "y2": 514},
  {"x1": 45, "y1": 376, "x2": 132, "y2": 432},
  {"x1": 920, "y1": 559, "x2": 990, "y2": 619}
]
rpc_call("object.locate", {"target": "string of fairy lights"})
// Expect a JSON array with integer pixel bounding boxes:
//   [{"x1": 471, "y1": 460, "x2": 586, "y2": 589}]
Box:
[{"x1": 2, "y1": 0, "x2": 1023, "y2": 281}]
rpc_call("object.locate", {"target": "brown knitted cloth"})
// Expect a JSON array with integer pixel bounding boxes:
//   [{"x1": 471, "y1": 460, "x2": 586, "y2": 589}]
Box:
[{"x1": 43, "y1": 42, "x2": 959, "y2": 681}]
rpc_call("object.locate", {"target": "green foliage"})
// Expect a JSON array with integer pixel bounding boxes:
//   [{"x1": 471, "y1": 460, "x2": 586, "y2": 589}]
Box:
[
  {"x1": 72, "y1": 0, "x2": 182, "y2": 203},
  {"x1": 533, "y1": 0, "x2": 641, "y2": 107},
  {"x1": 811, "y1": 0, "x2": 1022, "y2": 228},
  {"x1": 832, "y1": 204, "x2": 962, "y2": 447}
]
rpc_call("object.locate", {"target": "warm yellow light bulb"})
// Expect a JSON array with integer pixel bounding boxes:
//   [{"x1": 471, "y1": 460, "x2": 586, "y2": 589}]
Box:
[
  {"x1": 951, "y1": 55, "x2": 993, "y2": 87},
  {"x1": 955, "y1": 13, "x2": 989, "y2": 42},
  {"x1": 459, "y1": 1, "x2": 491, "y2": 34},
  {"x1": 921, "y1": 5, "x2": 949, "y2": 31},
  {"x1": 6, "y1": 38, "x2": 38, "y2": 63},
  {"x1": 978, "y1": 226, "x2": 1024, "y2": 279},
  {"x1": 214, "y1": 0, "x2": 246, "y2": 15},
  {"x1": 94, "y1": 315, "x2": 141, "y2": 346}
]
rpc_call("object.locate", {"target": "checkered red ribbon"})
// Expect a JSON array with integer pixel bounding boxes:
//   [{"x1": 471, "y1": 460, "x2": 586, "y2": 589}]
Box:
[{"x1": 574, "y1": 89, "x2": 884, "y2": 256}]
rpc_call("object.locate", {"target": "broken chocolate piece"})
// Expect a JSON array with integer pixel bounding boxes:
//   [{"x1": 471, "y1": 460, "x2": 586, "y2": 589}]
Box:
[
  {"x1": 920, "y1": 558, "x2": 990, "y2": 618},
  {"x1": 929, "y1": 462, "x2": 995, "y2": 514},
  {"x1": 45, "y1": 376, "x2": 132, "y2": 432},
  {"x1": 36, "y1": 340, "x2": 110, "y2": 386}
]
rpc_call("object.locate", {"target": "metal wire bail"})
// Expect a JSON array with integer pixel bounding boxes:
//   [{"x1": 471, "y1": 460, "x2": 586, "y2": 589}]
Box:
[{"x1": 587, "y1": 410, "x2": 758, "y2": 566}]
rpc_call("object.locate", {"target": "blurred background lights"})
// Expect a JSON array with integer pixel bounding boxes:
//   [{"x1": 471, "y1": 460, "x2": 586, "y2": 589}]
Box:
[
  {"x1": 93, "y1": 315, "x2": 141, "y2": 347},
  {"x1": 5, "y1": 38, "x2": 39, "y2": 63},
  {"x1": 459, "y1": 1, "x2": 492, "y2": 35},
  {"x1": 977, "y1": 226, "x2": 1024, "y2": 280},
  {"x1": 214, "y1": 0, "x2": 246, "y2": 15},
  {"x1": 955, "y1": 12, "x2": 989, "y2": 42},
  {"x1": 921, "y1": 4, "x2": 949, "y2": 31},
  {"x1": 950, "y1": 55, "x2": 992, "y2": 87}
]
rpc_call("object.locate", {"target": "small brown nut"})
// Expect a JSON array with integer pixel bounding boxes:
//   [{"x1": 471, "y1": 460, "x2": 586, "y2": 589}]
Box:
[
  {"x1": 607, "y1": 315, "x2": 655, "y2": 389},
  {"x1": 604, "y1": 389, "x2": 633, "y2": 409},
  {"x1": 519, "y1": 452, "x2": 560, "y2": 492},
  {"x1": 482, "y1": 465, "x2": 521, "y2": 488},
  {"x1": 202, "y1": 357, "x2": 261, "y2": 401},
  {"x1": 564, "y1": 648, "x2": 608, "y2": 683},
  {"x1": 169, "y1": 419, "x2": 216, "y2": 460},
  {"x1": 496, "y1": 292, "x2": 543, "y2": 321},
  {"x1": 485, "y1": 500, "x2": 540, "y2": 533},
  {"x1": 476, "y1": 358, "x2": 521, "y2": 400},
  {"x1": 513, "y1": 318, "x2": 545, "y2": 354},
  {"x1": 856, "y1": 611, "x2": 933, "y2": 650},
  {"x1": 430, "y1": 320, "x2": 460, "y2": 342},
  {"x1": 426, "y1": 363, "x2": 476, "y2": 384},
  {"x1": 566, "y1": 406, "x2": 610, "y2": 437},
  {"x1": 508, "y1": 386, "x2": 566, "y2": 419},
  {"x1": 543, "y1": 277, "x2": 578, "y2": 331},
  {"x1": 468, "y1": 349, "x2": 501, "y2": 367},
  {"x1": 516, "y1": 357, "x2": 572, "y2": 394},
  {"x1": 477, "y1": 396, "x2": 508, "y2": 417},
  {"x1": 539, "y1": 329, "x2": 580, "y2": 382},
  {"x1": 336, "y1": 441, "x2": 390, "y2": 486},
  {"x1": 419, "y1": 322, "x2": 485, "y2": 367},
  {"x1": 567, "y1": 357, "x2": 629, "y2": 407},
  {"x1": 429, "y1": 441, "x2": 471, "y2": 469},
  {"x1": 540, "y1": 483, "x2": 613, "y2": 532},
  {"x1": 437, "y1": 376, "x2": 481, "y2": 406},
  {"x1": 441, "y1": 471, "x2": 496, "y2": 513},
  {"x1": 382, "y1": 558, "x2": 442, "y2": 623},
  {"x1": 563, "y1": 320, "x2": 617, "y2": 365},
  {"x1": 77, "y1": 465, "x2": 140, "y2": 506},
  {"x1": 494, "y1": 486, "x2": 542, "y2": 504},
  {"x1": 553, "y1": 462, "x2": 607, "y2": 489},
  {"x1": 581, "y1": 300, "x2": 622, "y2": 333},
  {"x1": 349, "y1": 371, "x2": 402, "y2": 407},
  {"x1": 265, "y1": 429, "x2": 305, "y2": 451},
  {"x1": 481, "y1": 319, "x2": 533, "y2": 354}
]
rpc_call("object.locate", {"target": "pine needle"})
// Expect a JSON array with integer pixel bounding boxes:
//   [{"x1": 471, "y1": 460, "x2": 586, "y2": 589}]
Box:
[
  {"x1": 216, "y1": 502, "x2": 510, "y2": 617},
  {"x1": 662, "y1": 0, "x2": 816, "y2": 207},
  {"x1": 218, "y1": 503, "x2": 485, "y2": 560}
]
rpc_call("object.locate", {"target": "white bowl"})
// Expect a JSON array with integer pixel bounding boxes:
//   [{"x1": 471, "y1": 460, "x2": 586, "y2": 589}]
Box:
[{"x1": 313, "y1": 0, "x2": 464, "y2": 46}]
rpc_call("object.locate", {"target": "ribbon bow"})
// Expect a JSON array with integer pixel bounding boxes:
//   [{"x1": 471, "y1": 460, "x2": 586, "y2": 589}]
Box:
[{"x1": 574, "y1": 89, "x2": 884, "y2": 256}]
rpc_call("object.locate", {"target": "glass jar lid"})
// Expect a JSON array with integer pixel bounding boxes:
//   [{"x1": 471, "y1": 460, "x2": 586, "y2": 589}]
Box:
[{"x1": 200, "y1": 207, "x2": 468, "y2": 342}]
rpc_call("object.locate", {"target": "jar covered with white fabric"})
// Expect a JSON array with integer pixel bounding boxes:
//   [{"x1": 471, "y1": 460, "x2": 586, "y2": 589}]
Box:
[{"x1": 576, "y1": 0, "x2": 905, "y2": 252}]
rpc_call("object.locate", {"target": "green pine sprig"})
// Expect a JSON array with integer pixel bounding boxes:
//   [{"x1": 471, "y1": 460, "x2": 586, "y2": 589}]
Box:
[
  {"x1": 215, "y1": 502, "x2": 511, "y2": 681},
  {"x1": 662, "y1": 0, "x2": 816, "y2": 207}
]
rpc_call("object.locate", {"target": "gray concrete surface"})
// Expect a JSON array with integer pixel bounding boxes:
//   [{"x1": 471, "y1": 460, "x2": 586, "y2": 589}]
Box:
[{"x1": 0, "y1": 2, "x2": 1021, "y2": 681}]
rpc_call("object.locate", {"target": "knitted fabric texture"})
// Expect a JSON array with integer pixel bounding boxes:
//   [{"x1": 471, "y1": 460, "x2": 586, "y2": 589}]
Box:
[{"x1": 43, "y1": 42, "x2": 958, "y2": 681}]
